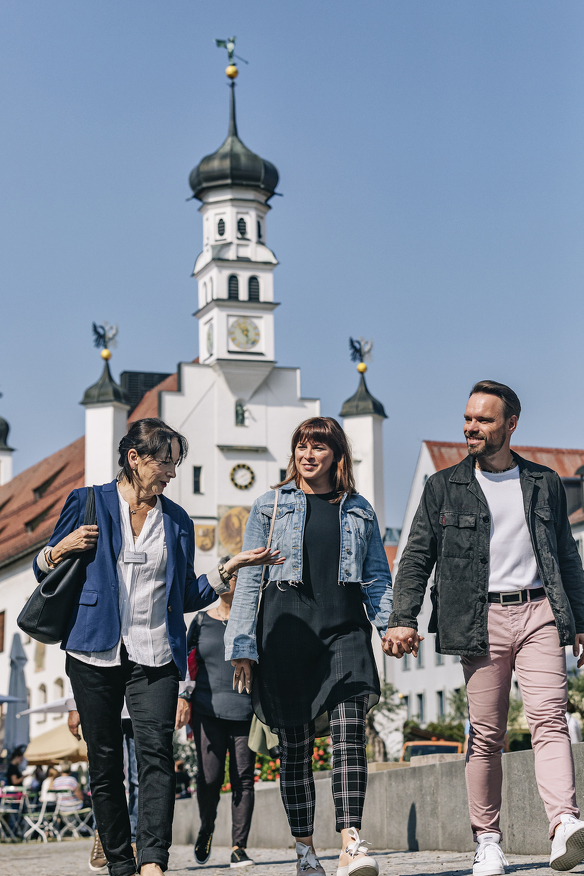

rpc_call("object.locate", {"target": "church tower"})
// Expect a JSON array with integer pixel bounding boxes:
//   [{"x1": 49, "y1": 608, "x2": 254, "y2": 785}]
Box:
[{"x1": 189, "y1": 79, "x2": 280, "y2": 401}]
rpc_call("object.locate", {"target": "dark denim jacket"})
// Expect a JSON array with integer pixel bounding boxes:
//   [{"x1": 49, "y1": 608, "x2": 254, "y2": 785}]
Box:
[{"x1": 388, "y1": 452, "x2": 584, "y2": 655}]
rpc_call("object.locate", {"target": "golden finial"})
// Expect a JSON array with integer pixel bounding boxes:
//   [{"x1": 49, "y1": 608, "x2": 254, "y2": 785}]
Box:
[
  {"x1": 357, "y1": 362, "x2": 367, "y2": 374},
  {"x1": 215, "y1": 37, "x2": 247, "y2": 81},
  {"x1": 101, "y1": 349, "x2": 112, "y2": 361},
  {"x1": 226, "y1": 64, "x2": 238, "y2": 80}
]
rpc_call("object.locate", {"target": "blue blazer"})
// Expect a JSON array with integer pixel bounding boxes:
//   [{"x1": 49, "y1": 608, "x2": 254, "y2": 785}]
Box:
[{"x1": 32, "y1": 480, "x2": 217, "y2": 678}]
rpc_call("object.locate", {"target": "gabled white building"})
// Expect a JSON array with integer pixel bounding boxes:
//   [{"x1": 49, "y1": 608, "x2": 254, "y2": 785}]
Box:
[{"x1": 0, "y1": 78, "x2": 388, "y2": 744}]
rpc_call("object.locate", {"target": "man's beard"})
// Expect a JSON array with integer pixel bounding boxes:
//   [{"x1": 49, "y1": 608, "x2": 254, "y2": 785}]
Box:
[{"x1": 465, "y1": 431, "x2": 507, "y2": 459}]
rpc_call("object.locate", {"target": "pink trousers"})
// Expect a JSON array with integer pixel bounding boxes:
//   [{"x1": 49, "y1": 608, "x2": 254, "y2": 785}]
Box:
[{"x1": 462, "y1": 597, "x2": 578, "y2": 841}]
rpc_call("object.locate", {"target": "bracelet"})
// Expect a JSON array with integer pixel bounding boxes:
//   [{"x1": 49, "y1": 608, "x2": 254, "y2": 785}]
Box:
[{"x1": 45, "y1": 547, "x2": 57, "y2": 569}]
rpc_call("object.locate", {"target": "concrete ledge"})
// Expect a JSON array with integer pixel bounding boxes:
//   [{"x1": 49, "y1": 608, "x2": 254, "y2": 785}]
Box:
[{"x1": 173, "y1": 743, "x2": 584, "y2": 854}]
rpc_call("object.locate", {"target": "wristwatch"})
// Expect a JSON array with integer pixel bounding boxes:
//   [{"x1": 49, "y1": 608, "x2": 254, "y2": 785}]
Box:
[{"x1": 178, "y1": 692, "x2": 190, "y2": 701}]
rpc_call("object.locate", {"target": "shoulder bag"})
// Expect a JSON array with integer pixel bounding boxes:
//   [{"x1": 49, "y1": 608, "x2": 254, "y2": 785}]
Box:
[{"x1": 17, "y1": 487, "x2": 96, "y2": 645}]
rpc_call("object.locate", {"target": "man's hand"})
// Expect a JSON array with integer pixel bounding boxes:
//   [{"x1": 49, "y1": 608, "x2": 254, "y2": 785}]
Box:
[
  {"x1": 68, "y1": 710, "x2": 81, "y2": 740},
  {"x1": 573, "y1": 634, "x2": 584, "y2": 669},
  {"x1": 175, "y1": 698, "x2": 190, "y2": 730},
  {"x1": 382, "y1": 627, "x2": 425, "y2": 658}
]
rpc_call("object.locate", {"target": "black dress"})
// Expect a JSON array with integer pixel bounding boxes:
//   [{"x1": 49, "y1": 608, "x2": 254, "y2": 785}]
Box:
[
  {"x1": 253, "y1": 491, "x2": 380, "y2": 730},
  {"x1": 192, "y1": 614, "x2": 253, "y2": 721}
]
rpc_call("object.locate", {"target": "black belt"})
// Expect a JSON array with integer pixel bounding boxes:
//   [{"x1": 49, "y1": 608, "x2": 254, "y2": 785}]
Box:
[{"x1": 488, "y1": 587, "x2": 545, "y2": 605}]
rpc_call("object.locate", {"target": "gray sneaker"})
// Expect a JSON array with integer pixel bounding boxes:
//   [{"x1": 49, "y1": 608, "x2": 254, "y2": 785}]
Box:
[{"x1": 296, "y1": 842, "x2": 325, "y2": 876}]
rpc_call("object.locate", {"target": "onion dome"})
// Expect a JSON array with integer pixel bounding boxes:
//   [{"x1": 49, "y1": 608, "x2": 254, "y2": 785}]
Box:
[
  {"x1": 0, "y1": 416, "x2": 14, "y2": 451},
  {"x1": 81, "y1": 360, "x2": 130, "y2": 407},
  {"x1": 189, "y1": 83, "x2": 279, "y2": 200},
  {"x1": 340, "y1": 369, "x2": 387, "y2": 419}
]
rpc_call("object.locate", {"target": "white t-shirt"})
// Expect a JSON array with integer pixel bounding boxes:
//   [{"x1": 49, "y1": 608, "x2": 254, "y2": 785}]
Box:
[{"x1": 475, "y1": 465, "x2": 542, "y2": 593}]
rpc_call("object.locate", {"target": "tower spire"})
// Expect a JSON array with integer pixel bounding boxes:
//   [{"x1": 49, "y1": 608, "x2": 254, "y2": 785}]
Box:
[{"x1": 228, "y1": 82, "x2": 238, "y2": 138}]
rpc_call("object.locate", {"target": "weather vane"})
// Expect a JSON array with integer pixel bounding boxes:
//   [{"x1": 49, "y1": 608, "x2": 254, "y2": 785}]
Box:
[
  {"x1": 349, "y1": 337, "x2": 373, "y2": 374},
  {"x1": 215, "y1": 36, "x2": 249, "y2": 80},
  {"x1": 92, "y1": 322, "x2": 118, "y2": 361}
]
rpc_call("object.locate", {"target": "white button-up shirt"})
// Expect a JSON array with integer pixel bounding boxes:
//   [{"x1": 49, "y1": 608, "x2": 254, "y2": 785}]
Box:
[{"x1": 66, "y1": 486, "x2": 172, "y2": 667}]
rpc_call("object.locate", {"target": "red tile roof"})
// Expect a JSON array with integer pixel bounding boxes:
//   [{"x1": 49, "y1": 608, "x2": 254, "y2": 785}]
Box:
[
  {"x1": 128, "y1": 373, "x2": 178, "y2": 423},
  {"x1": 0, "y1": 436, "x2": 85, "y2": 569},
  {"x1": 425, "y1": 440, "x2": 584, "y2": 478}
]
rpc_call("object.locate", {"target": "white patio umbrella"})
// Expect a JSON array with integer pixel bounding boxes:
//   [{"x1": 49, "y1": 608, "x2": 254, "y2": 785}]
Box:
[{"x1": 16, "y1": 696, "x2": 70, "y2": 719}]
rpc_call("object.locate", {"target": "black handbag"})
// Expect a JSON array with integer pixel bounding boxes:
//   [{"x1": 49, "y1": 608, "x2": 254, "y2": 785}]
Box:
[{"x1": 17, "y1": 487, "x2": 96, "y2": 645}]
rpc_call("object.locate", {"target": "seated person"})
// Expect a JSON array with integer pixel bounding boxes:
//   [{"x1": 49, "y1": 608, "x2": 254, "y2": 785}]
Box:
[{"x1": 51, "y1": 762, "x2": 83, "y2": 811}]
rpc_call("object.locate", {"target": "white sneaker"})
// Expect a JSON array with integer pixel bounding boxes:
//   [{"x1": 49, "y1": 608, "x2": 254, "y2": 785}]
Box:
[
  {"x1": 550, "y1": 815, "x2": 584, "y2": 870},
  {"x1": 473, "y1": 834, "x2": 508, "y2": 876},
  {"x1": 336, "y1": 828, "x2": 379, "y2": 876},
  {"x1": 296, "y1": 842, "x2": 325, "y2": 876}
]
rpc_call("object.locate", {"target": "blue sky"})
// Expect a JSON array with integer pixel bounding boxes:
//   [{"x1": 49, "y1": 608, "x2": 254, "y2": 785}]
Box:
[{"x1": 2, "y1": 1, "x2": 584, "y2": 526}]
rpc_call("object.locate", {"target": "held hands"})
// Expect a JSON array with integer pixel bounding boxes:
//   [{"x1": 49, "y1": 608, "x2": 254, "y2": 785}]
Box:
[
  {"x1": 382, "y1": 626, "x2": 425, "y2": 659},
  {"x1": 225, "y1": 547, "x2": 285, "y2": 577},
  {"x1": 231, "y1": 658, "x2": 255, "y2": 694},
  {"x1": 573, "y1": 634, "x2": 584, "y2": 669},
  {"x1": 51, "y1": 525, "x2": 99, "y2": 563}
]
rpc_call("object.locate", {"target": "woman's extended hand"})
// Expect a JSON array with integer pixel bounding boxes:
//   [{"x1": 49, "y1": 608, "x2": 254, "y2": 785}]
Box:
[
  {"x1": 50, "y1": 525, "x2": 99, "y2": 564},
  {"x1": 231, "y1": 658, "x2": 255, "y2": 694},
  {"x1": 225, "y1": 547, "x2": 285, "y2": 576}
]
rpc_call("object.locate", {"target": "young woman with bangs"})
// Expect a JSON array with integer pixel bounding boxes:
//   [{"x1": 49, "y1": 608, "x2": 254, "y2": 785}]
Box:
[{"x1": 225, "y1": 417, "x2": 393, "y2": 876}]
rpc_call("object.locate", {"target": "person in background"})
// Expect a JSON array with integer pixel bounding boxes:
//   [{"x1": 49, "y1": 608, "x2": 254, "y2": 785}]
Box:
[
  {"x1": 27, "y1": 765, "x2": 46, "y2": 795},
  {"x1": 5, "y1": 746, "x2": 27, "y2": 786},
  {"x1": 51, "y1": 761, "x2": 84, "y2": 811},
  {"x1": 174, "y1": 760, "x2": 191, "y2": 799},
  {"x1": 40, "y1": 767, "x2": 59, "y2": 810},
  {"x1": 566, "y1": 702, "x2": 582, "y2": 746},
  {"x1": 227, "y1": 417, "x2": 393, "y2": 876},
  {"x1": 189, "y1": 571, "x2": 257, "y2": 870}
]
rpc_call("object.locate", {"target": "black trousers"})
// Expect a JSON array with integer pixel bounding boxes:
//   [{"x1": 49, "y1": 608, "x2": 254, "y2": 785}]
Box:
[
  {"x1": 67, "y1": 650, "x2": 179, "y2": 876},
  {"x1": 191, "y1": 712, "x2": 255, "y2": 848}
]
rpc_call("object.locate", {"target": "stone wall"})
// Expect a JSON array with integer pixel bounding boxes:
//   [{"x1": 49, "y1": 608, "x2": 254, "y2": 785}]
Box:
[{"x1": 173, "y1": 743, "x2": 584, "y2": 854}]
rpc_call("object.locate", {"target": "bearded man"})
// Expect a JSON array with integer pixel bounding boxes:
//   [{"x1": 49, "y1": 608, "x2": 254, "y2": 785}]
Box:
[{"x1": 383, "y1": 380, "x2": 584, "y2": 874}]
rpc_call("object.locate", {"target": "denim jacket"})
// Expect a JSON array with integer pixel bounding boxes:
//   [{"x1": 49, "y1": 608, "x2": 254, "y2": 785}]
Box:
[{"x1": 225, "y1": 483, "x2": 393, "y2": 662}]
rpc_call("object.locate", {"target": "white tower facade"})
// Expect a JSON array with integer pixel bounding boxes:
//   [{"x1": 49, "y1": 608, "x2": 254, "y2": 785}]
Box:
[
  {"x1": 81, "y1": 358, "x2": 130, "y2": 487},
  {"x1": 156, "y1": 77, "x2": 319, "y2": 574}
]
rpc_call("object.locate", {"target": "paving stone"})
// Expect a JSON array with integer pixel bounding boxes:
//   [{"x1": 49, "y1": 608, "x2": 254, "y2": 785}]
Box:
[{"x1": 1, "y1": 839, "x2": 583, "y2": 876}]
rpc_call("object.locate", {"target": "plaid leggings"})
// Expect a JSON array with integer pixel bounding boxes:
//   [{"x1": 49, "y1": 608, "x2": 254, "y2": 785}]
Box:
[{"x1": 278, "y1": 695, "x2": 368, "y2": 836}]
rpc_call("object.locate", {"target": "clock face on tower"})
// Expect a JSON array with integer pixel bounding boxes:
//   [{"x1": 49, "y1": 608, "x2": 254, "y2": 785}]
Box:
[
  {"x1": 228, "y1": 316, "x2": 260, "y2": 351},
  {"x1": 230, "y1": 463, "x2": 255, "y2": 490}
]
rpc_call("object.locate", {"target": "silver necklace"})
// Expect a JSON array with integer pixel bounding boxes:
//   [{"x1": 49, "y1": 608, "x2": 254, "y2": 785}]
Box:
[{"x1": 215, "y1": 608, "x2": 230, "y2": 625}]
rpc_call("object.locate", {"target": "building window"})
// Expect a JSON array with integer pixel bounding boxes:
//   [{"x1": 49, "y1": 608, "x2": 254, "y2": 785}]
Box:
[
  {"x1": 257, "y1": 219, "x2": 262, "y2": 240},
  {"x1": 193, "y1": 467, "x2": 202, "y2": 494},
  {"x1": 228, "y1": 275, "x2": 239, "y2": 300},
  {"x1": 417, "y1": 693, "x2": 425, "y2": 724},
  {"x1": 0, "y1": 611, "x2": 4, "y2": 653},
  {"x1": 402, "y1": 653, "x2": 410, "y2": 672},
  {"x1": 38, "y1": 684, "x2": 47, "y2": 723},
  {"x1": 280, "y1": 468, "x2": 288, "y2": 482},
  {"x1": 434, "y1": 638, "x2": 443, "y2": 666},
  {"x1": 437, "y1": 690, "x2": 444, "y2": 718},
  {"x1": 237, "y1": 217, "x2": 247, "y2": 238},
  {"x1": 33, "y1": 468, "x2": 64, "y2": 501},
  {"x1": 25, "y1": 502, "x2": 57, "y2": 533},
  {"x1": 248, "y1": 276, "x2": 260, "y2": 301},
  {"x1": 402, "y1": 694, "x2": 410, "y2": 720},
  {"x1": 416, "y1": 640, "x2": 424, "y2": 668},
  {"x1": 34, "y1": 641, "x2": 46, "y2": 673},
  {"x1": 54, "y1": 678, "x2": 64, "y2": 718},
  {"x1": 217, "y1": 218, "x2": 225, "y2": 236},
  {"x1": 235, "y1": 401, "x2": 246, "y2": 426}
]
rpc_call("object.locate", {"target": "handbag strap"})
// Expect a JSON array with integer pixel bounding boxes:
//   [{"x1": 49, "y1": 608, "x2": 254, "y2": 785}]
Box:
[
  {"x1": 83, "y1": 487, "x2": 96, "y2": 526},
  {"x1": 259, "y1": 489, "x2": 279, "y2": 593}
]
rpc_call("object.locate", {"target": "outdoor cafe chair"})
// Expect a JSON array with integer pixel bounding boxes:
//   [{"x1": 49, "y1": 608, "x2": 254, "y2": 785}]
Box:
[
  {"x1": 0, "y1": 786, "x2": 26, "y2": 842},
  {"x1": 22, "y1": 797, "x2": 55, "y2": 843},
  {"x1": 52, "y1": 791, "x2": 94, "y2": 841}
]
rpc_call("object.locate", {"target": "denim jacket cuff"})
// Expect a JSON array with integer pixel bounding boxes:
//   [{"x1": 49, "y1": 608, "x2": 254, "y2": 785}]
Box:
[{"x1": 207, "y1": 565, "x2": 231, "y2": 595}]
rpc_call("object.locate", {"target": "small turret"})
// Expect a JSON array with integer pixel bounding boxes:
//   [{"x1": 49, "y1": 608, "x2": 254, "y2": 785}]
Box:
[{"x1": 0, "y1": 409, "x2": 15, "y2": 485}]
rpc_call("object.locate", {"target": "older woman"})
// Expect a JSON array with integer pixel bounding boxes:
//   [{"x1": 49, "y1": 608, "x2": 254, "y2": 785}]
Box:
[
  {"x1": 33, "y1": 418, "x2": 280, "y2": 876},
  {"x1": 226, "y1": 417, "x2": 393, "y2": 876}
]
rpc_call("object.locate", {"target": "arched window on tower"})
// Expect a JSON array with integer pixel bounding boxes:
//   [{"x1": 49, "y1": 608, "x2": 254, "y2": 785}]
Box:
[
  {"x1": 208, "y1": 277, "x2": 213, "y2": 301},
  {"x1": 217, "y1": 218, "x2": 225, "y2": 237},
  {"x1": 248, "y1": 277, "x2": 260, "y2": 302},
  {"x1": 237, "y1": 218, "x2": 247, "y2": 238},
  {"x1": 228, "y1": 275, "x2": 239, "y2": 300},
  {"x1": 257, "y1": 219, "x2": 262, "y2": 241},
  {"x1": 38, "y1": 684, "x2": 47, "y2": 723}
]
